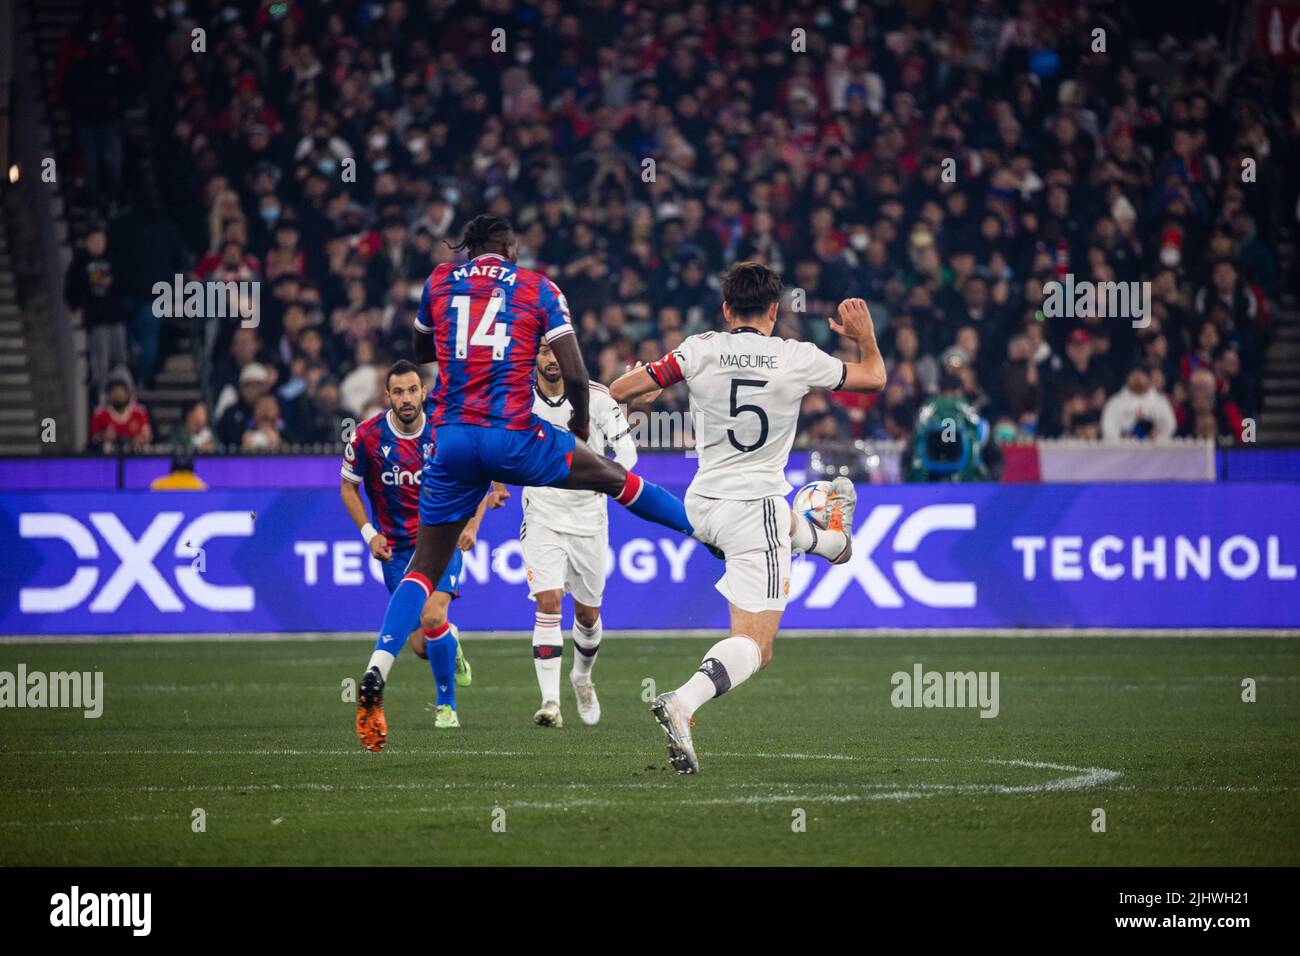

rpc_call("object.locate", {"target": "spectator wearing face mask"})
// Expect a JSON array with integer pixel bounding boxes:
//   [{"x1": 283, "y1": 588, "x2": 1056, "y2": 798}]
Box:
[
  {"x1": 170, "y1": 399, "x2": 215, "y2": 453},
  {"x1": 91, "y1": 367, "x2": 153, "y2": 451}
]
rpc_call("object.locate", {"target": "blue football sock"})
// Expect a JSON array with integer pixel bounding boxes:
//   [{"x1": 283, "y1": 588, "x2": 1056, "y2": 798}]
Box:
[
  {"x1": 425, "y1": 625, "x2": 457, "y2": 708},
  {"x1": 373, "y1": 574, "x2": 430, "y2": 660},
  {"x1": 616, "y1": 473, "x2": 694, "y2": 536}
]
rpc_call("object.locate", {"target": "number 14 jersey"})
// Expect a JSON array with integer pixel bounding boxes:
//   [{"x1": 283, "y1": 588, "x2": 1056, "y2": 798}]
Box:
[
  {"x1": 416, "y1": 252, "x2": 575, "y2": 430},
  {"x1": 645, "y1": 327, "x2": 846, "y2": 500}
]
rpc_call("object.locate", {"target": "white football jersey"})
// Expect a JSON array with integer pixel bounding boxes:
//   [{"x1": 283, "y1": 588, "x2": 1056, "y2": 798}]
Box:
[
  {"x1": 523, "y1": 382, "x2": 637, "y2": 536},
  {"x1": 649, "y1": 328, "x2": 845, "y2": 500}
]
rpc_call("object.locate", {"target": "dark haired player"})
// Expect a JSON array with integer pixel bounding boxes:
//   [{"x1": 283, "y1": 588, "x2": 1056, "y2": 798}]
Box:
[
  {"x1": 342, "y1": 360, "x2": 499, "y2": 729},
  {"x1": 612, "y1": 263, "x2": 888, "y2": 773},
  {"x1": 522, "y1": 340, "x2": 639, "y2": 729},
  {"x1": 354, "y1": 216, "x2": 705, "y2": 751}
]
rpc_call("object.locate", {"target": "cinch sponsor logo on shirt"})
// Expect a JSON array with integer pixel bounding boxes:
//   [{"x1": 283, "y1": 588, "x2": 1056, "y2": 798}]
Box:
[
  {"x1": 719, "y1": 354, "x2": 778, "y2": 369},
  {"x1": 381, "y1": 465, "x2": 421, "y2": 486}
]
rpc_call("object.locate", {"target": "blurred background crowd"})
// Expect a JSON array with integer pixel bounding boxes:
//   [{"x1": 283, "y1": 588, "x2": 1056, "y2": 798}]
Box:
[{"x1": 58, "y1": 0, "x2": 1299, "y2": 454}]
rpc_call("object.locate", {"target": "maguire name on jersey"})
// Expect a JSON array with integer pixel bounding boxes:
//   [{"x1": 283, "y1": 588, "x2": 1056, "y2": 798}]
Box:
[
  {"x1": 646, "y1": 328, "x2": 846, "y2": 500},
  {"x1": 522, "y1": 383, "x2": 635, "y2": 537}
]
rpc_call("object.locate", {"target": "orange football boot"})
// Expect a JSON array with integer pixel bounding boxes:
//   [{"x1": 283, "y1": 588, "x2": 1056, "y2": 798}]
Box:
[{"x1": 355, "y1": 667, "x2": 388, "y2": 752}]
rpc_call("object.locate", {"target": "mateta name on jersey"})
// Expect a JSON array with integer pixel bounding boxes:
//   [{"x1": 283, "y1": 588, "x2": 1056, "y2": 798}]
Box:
[{"x1": 450, "y1": 260, "x2": 518, "y2": 284}]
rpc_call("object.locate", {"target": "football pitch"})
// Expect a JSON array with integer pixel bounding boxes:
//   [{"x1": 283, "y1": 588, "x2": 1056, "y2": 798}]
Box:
[{"x1": 1, "y1": 634, "x2": 1297, "y2": 866}]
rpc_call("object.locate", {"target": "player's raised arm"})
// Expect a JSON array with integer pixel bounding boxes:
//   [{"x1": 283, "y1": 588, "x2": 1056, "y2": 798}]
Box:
[
  {"x1": 828, "y1": 298, "x2": 887, "y2": 393},
  {"x1": 609, "y1": 364, "x2": 659, "y2": 404},
  {"x1": 611, "y1": 353, "x2": 678, "y2": 404}
]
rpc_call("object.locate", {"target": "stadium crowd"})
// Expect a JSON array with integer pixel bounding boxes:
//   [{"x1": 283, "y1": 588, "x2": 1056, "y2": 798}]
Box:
[{"x1": 59, "y1": 0, "x2": 1298, "y2": 454}]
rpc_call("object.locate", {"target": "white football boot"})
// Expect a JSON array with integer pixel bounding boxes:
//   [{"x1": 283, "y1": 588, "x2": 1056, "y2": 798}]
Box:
[
  {"x1": 533, "y1": 700, "x2": 563, "y2": 728},
  {"x1": 570, "y1": 673, "x2": 601, "y2": 725},
  {"x1": 650, "y1": 692, "x2": 700, "y2": 774},
  {"x1": 823, "y1": 476, "x2": 857, "y2": 565}
]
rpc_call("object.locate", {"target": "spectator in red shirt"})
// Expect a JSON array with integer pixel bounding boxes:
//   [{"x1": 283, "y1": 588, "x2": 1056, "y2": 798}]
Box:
[{"x1": 90, "y1": 367, "x2": 152, "y2": 451}]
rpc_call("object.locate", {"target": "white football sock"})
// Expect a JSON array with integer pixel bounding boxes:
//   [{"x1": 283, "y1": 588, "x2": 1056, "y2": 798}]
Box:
[
  {"x1": 571, "y1": 617, "x2": 602, "y2": 680},
  {"x1": 533, "y1": 611, "x2": 563, "y2": 704},
  {"x1": 367, "y1": 649, "x2": 396, "y2": 682},
  {"x1": 791, "y1": 514, "x2": 848, "y2": 561},
  {"x1": 675, "y1": 635, "x2": 762, "y2": 716}
]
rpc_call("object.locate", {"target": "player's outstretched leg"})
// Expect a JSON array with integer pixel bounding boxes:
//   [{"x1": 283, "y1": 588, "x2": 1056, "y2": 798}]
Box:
[
  {"x1": 569, "y1": 602, "x2": 602, "y2": 725},
  {"x1": 790, "y1": 476, "x2": 856, "y2": 564},
  {"x1": 652, "y1": 609, "x2": 778, "y2": 774},
  {"x1": 556, "y1": 439, "x2": 695, "y2": 539},
  {"x1": 355, "y1": 519, "x2": 466, "y2": 752}
]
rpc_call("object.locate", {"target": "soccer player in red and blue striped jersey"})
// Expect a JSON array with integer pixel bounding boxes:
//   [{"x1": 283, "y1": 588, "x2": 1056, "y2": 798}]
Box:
[
  {"x1": 343, "y1": 361, "x2": 499, "y2": 731},
  {"x1": 355, "y1": 215, "x2": 702, "y2": 752}
]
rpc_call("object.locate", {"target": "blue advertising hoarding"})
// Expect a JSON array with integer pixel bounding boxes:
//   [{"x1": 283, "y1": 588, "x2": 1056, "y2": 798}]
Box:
[{"x1": 0, "y1": 483, "x2": 1296, "y2": 634}]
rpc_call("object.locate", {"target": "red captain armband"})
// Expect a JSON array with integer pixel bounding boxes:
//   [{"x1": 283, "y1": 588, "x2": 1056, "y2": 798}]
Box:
[{"x1": 645, "y1": 351, "x2": 684, "y2": 388}]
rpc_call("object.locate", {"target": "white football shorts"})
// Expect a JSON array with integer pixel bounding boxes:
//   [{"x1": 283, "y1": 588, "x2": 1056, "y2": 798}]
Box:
[
  {"x1": 521, "y1": 520, "x2": 608, "y2": 607},
  {"x1": 685, "y1": 492, "x2": 792, "y2": 613}
]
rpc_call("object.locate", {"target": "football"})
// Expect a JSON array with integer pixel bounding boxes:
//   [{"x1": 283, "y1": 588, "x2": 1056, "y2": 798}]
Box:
[{"x1": 793, "y1": 480, "x2": 835, "y2": 530}]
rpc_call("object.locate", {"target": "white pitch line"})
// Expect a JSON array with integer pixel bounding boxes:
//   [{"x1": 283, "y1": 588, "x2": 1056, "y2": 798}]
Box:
[
  {"x1": 0, "y1": 755, "x2": 1125, "y2": 831},
  {"x1": 16, "y1": 778, "x2": 1300, "y2": 837},
  {"x1": 0, "y1": 768, "x2": 1124, "y2": 831}
]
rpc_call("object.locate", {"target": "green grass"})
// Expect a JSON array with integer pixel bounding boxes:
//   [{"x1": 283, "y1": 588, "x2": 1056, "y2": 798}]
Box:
[{"x1": 1, "y1": 635, "x2": 1297, "y2": 866}]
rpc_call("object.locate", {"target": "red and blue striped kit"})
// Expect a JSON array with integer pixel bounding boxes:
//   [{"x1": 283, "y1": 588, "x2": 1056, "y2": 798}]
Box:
[
  {"x1": 415, "y1": 253, "x2": 574, "y2": 430},
  {"x1": 341, "y1": 403, "x2": 435, "y2": 549}
]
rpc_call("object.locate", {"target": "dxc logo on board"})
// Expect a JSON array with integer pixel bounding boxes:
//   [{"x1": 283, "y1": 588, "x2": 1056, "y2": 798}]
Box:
[
  {"x1": 19, "y1": 512, "x2": 255, "y2": 613},
  {"x1": 792, "y1": 504, "x2": 977, "y2": 608}
]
